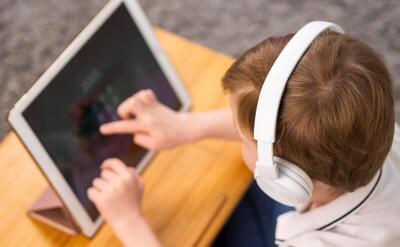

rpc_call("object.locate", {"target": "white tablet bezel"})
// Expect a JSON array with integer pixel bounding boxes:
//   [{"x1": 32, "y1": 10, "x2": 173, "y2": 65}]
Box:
[{"x1": 7, "y1": 0, "x2": 191, "y2": 237}]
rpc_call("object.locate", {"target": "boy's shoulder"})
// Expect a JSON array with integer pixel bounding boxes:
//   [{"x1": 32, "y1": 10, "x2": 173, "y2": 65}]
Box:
[{"x1": 275, "y1": 122, "x2": 400, "y2": 246}]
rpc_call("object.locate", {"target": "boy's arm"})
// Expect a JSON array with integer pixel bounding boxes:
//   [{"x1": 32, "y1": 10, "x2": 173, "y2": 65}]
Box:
[
  {"x1": 184, "y1": 108, "x2": 240, "y2": 142},
  {"x1": 111, "y1": 213, "x2": 161, "y2": 247}
]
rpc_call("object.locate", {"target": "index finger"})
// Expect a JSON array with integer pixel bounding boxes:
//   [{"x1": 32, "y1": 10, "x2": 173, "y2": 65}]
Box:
[{"x1": 99, "y1": 119, "x2": 143, "y2": 135}]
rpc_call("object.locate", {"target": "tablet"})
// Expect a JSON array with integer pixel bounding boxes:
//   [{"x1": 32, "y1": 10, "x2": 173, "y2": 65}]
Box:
[{"x1": 7, "y1": 0, "x2": 191, "y2": 237}]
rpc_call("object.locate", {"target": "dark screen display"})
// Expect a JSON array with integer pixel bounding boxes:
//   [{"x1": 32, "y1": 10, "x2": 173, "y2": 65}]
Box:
[{"x1": 23, "y1": 4, "x2": 182, "y2": 220}]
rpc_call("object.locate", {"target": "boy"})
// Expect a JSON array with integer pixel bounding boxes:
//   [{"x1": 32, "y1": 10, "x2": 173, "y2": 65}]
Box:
[{"x1": 87, "y1": 24, "x2": 400, "y2": 246}]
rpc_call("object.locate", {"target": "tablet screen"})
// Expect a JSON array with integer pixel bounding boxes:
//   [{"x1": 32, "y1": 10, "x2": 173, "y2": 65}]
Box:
[{"x1": 23, "y1": 3, "x2": 181, "y2": 220}]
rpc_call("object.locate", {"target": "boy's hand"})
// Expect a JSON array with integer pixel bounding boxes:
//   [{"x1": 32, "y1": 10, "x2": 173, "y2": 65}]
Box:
[
  {"x1": 87, "y1": 158, "x2": 144, "y2": 227},
  {"x1": 99, "y1": 89, "x2": 190, "y2": 150}
]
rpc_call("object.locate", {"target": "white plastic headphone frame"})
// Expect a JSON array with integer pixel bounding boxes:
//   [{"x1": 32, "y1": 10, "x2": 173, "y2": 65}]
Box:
[{"x1": 253, "y1": 21, "x2": 345, "y2": 206}]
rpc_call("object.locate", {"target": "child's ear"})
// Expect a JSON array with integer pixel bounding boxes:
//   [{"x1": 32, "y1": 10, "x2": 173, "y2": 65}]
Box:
[{"x1": 241, "y1": 141, "x2": 257, "y2": 171}]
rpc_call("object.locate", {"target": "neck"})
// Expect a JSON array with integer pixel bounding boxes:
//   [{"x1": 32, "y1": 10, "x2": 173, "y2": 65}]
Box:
[
  {"x1": 310, "y1": 191, "x2": 345, "y2": 210},
  {"x1": 306, "y1": 181, "x2": 346, "y2": 211}
]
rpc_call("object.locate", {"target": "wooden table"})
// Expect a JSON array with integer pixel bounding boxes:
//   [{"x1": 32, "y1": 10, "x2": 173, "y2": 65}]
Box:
[{"x1": 0, "y1": 28, "x2": 252, "y2": 247}]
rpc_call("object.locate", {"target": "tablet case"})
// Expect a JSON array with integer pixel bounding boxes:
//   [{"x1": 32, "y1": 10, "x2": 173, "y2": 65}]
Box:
[{"x1": 28, "y1": 187, "x2": 80, "y2": 235}]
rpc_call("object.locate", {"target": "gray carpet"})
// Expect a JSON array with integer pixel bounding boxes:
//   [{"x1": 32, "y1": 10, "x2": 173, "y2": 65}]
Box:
[{"x1": 1, "y1": 0, "x2": 399, "y2": 141}]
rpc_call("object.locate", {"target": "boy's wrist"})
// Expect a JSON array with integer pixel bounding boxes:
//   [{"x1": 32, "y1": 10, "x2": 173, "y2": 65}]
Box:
[
  {"x1": 178, "y1": 109, "x2": 237, "y2": 143},
  {"x1": 108, "y1": 211, "x2": 145, "y2": 240},
  {"x1": 109, "y1": 211, "x2": 162, "y2": 247},
  {"x1": 178, "y1": 112, "x2": 204, "y2": 144}
]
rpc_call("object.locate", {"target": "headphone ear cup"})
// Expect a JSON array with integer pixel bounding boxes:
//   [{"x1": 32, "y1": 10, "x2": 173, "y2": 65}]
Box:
[{"x1": 255, "y1": 157, "x2": 313, "y2": 206}]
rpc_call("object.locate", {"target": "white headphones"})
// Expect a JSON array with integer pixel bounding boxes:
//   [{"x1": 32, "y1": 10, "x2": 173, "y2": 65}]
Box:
[{"x1": 253, "y1": 21, "x2": 345, "y2": 206}]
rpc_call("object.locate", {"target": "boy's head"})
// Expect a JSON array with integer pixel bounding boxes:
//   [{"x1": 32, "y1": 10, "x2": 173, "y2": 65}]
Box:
[{"x1": 224, "y1": 31, "x2": 394, "y2": 192}]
